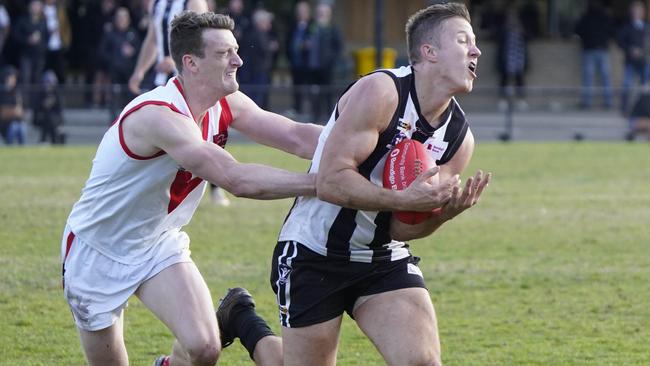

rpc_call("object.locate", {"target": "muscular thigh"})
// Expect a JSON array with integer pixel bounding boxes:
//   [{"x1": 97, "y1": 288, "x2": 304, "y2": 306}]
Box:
[
  {"x1": 282, "y1": 316, "x2": 343, "y2": 366},
  {"x1": 354, "y1": 288, "x2": 441, "y2": 366},
  {"x1": 136, "y1": 261, "x2": 218, "y2": 350}
]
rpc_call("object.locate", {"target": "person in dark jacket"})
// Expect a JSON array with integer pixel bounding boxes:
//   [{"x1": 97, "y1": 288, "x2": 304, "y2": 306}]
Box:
[
  {"x1": 238, "y1": 8, "x2": 278, "y2": 110},
  {"x1": 99, "y1": 6, "x2": 141, "y2": 115},
  {"x1": 496, "y1": 7, "x2": 529, "y2": 111},
  {"x1": 0, "y1": 66, "x2": 25, "y2": 145},
  {"x1": 575, "y1": 0, "x2": 614, "y2": 109},
  {"x1": 286, "y1": 1, "x2": 312, "y2": 115},
  {"x1": 627, "y1": 83, "x2": 650, "y2": 140},
  {"x1": 308, "y1": 3, "x2": 342, "y2": 121},
  {"x1": 617, "y1": 0, "x2": 648, "y2": 114},
  {"x1": 14, "y1": 0, "x2": 49, "y2": 104},
  {"x1": 32, "y1": 69, "x2": 64, "y2": 144}
]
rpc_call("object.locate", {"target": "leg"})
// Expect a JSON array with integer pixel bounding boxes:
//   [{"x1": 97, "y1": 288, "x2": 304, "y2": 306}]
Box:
[
  {"x1": 136, "y1": 262, "x2": 220, "y2": 366},
  {"x1": 252, "y1": 335, "x2": 283, "y2": 366},
  {"x1": 581, "y1": 51, "x2": 594, "y2": 107},
  {"x1": 281, "y1": 316, "x2": 342, "y2": 366},
  {"x1": 78, "y1": 311, "x2": 129, "y2": 366},
  {"x1": 355, "y1": 288, "x2": 441, "y2": 366},
  {"x1": 596, "y1": 51, "x2": 613, "y2": 108},
  {"x1": 621, "y1": 64, "x2": 635, "y2": 114}
]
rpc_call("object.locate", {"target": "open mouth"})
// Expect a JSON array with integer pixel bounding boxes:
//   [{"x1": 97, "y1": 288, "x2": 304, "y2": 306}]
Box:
[{"x1": 468, "y1": 62, "x2": 477, "y2": 78}]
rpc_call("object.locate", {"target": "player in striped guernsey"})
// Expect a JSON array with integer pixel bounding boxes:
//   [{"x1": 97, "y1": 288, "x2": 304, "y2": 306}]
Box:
[
  {"x1": 129, "y1": 0, "x2": 207, "y2": 93},
  {"x1": 61, "y1": 12, "x2": 321, "y2": 366},
  {"x1": 272, "y1": 3, "x2": 491, "y2": 365}
]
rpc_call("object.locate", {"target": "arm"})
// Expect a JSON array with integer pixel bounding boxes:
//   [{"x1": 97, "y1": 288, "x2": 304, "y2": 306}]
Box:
[
  {"x1": 316, "y1": 73, "x2": 459, "y2": 212},
  {"x1": 186, "y1": 0, "x2": 209, "y2": 12},
  {"x1": 122, "y1": 105, "x2": 315, "y2": 199},
  {"x1": 128, "y1": 10, "x2": 158, "y2": 94},
  {"x1": 389, "y1": 130, "x2": 492, "y2": 241},
  {"x1": 227, "y1": 91, "x2": 322, "y2": 159}
]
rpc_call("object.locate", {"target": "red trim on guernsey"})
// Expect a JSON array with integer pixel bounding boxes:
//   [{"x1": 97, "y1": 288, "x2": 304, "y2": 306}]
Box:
[
  {"x1": 118, "y1": 101, "x2": 183, "y2": 160},
  {"x1": 61, "y1": 231, "x2": 76, "y2": 288},
  {"x1": 166, "y1": 77, "x2": 219, "y2": 213},
  {"x1": 214, "y1": 98, "x2": 232, "y2": 147},
  {"x1": 64, "y1": 231, "x2": 75, "y2": 262},
  {"x1": 172, "y1": 78, "x2": 197, "y2": 121},
  {"x1": 168, "y1": 171, "x2": 204, "y2": 213},
  {"x1": 173, "y1": 77, "x2": 210, "y2": 139},
  {"x1": 219, "y1": 98, "x2": 233, "y2": 128}
]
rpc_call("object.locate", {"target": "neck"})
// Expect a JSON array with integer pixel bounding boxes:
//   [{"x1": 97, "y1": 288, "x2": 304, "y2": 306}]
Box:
[
  {"x1": 176, "y1": 75, "x2": 223, "y2": 123},
  {"x1": 412, "y1": 64, "x2": 453, "y2": 128}
]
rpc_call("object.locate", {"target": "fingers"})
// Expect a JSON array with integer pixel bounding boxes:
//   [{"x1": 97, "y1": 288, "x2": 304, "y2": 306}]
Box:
[{"x1": 474, "y1": 172, "x2": 491, "y2": 201}]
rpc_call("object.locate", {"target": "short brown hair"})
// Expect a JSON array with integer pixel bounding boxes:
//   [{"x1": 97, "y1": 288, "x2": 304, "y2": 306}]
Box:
[
  {"x1": 170, "y1": 11, "x2": 235, "y2": 73},
  {"x1": 405, "y1": 3, "x2": 471, "y2": 64}
]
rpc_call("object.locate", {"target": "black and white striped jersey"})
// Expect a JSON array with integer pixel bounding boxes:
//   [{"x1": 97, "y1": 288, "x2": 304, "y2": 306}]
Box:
[
  {"x1": 152, "y1": 0, "x2": 187, "y2": 85},
  {"x1": 278, "y1": 65, "x2": 469, "y2": 263}
]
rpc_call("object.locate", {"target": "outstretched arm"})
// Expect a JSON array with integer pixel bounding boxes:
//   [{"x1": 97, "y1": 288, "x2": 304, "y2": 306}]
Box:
[
  {"x1": 316, "y1": 73, "x2": 459, "y2": 212},
  {"x1": 122, "y1": 106, "x2": 316, "y2": 199},
  {"x1": 128, "y1": 14, "x2": 158, "y2": 94},
  {"x1": 227, "y1": 92, "x2": 322, "y2": 159},
  {"x1": 389, "y1": 129, "x2": 492, "y2": 241}
]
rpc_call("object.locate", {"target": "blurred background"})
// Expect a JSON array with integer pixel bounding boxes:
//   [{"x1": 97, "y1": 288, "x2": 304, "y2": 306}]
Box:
[{"x1": 0, "y1": 0, "x2": 649, "y2": 145}]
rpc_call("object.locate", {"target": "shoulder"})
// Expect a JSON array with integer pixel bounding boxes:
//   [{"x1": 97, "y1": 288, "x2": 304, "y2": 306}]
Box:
[
  {"x1": 345, "y1": 72, "x2": 399, "y2": 106},
  {"x1": 222, "y1": 91, "x2": 260, "y2": 122},
  {"x1": 123, "y1": 103, "x2": 186, "y2": 133}
]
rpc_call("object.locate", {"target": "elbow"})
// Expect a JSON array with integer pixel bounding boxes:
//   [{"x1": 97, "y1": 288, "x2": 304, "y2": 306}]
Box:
[
  {"x1": 222, "y1": 172, "x2": 264, "y2": 199},
  {"x1": 227, "y1": 181, "x2": 262, "y2": 199},
  {"x1": 316, "y1": 177, "x2": 349, "y2": 206}
]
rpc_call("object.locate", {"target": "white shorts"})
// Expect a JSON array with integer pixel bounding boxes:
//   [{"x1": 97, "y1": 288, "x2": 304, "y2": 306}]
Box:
[{"x1": 60, "y1": 226, "x2": 192, "y2": 331}]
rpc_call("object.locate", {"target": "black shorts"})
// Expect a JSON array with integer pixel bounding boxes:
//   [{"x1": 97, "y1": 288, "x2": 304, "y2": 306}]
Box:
[{"x1": 270, "y1": 241, "x2": 427, "y2": 328}]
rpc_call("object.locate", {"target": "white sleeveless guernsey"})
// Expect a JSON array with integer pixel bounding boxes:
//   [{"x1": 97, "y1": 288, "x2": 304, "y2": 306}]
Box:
[{"x1": 66, "y1": 77, "x2": 232, "y2": 264}]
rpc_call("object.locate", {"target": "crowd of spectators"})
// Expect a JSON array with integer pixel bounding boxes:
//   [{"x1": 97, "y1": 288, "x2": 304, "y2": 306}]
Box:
[{"x1": 0, "y1": 0, "x2": 649, "y2": 145}]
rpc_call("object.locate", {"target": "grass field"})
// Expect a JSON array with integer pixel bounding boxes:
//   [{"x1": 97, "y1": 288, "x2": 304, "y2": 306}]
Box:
[{"x1": 1, "y1": 142, "x2": 649, "y2": 366}]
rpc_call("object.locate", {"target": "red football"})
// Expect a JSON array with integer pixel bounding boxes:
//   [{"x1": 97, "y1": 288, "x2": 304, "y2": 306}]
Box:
[{"x1": 383, "y1": 139, "x2": 438, "y2": 225}]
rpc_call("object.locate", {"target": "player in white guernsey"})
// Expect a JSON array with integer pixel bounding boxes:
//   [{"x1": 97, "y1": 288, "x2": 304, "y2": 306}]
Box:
[
  {"x1": 128, "y1": 0, "x2": 231, "y2": 207},
  {"x1": 272, "y1": 4, "x2": 491, "y2": 366},
  {"x1": 61, "y1": 12, "x2": 321, "y2": 366}
]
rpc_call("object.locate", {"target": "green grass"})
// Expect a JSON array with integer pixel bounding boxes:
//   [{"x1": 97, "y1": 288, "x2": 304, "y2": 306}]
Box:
[{"x1": 1, "y1": 142, "x2": 649, "y2": 365}]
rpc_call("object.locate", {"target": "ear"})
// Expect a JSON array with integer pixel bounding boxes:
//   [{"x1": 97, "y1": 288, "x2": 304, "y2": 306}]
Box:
[
  {"x1": 420, "y1": 44, "x2": 437, "y2": 63},
  {"x1": 182, "y1": 54, "x2": 198, "y2": 73}
]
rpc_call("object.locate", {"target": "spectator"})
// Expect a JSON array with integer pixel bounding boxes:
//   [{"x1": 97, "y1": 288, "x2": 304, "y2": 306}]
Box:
[
  {"x1": 0, "y1": 1, "x2": 10, "y2": 67},
  {"x1": 286, "y1": 1, "x2": 312, "y2": 116},
  {"x1": 627, "y1": 83, "x2": 650, "y2": 140},
  {"x1": 43, "y1": 0, "x2": 70, "y2": 84},
  {"x1": 127, "y1": 0, "x2": 150, "y2": 40},
  {"x1": 90, "y1": 0, "x2": 118, "y2": 107},
  {"x1": 617, "y1": 0, "x2": 648, "y2": 114},
  {"x1": 99, "y1": 6, "x2": 140, "y2": 115},
  {"x1": 496, "y1": 7, "x2": 529, "y2": 111},
  {"x1": 308, "y1": 3, "x2": 342, "y2": 121},
  {"x1": 14, "y1": 0, "x2": 49, "y2": 91},
  {"x1": 575, "y1": 0, "x2": 614, "y2": 110},
  {"x1": 32, "y1": 69, "x2": 64, "y2": 144},
  {"x1": 0, "y1": 66, "x2": 25, "y2": 145},
  {"x1": 223, "y1": 0, "x2": 250, "y2": 42},
  {"x1": 239, "y1": 8, "x2": 278, "y2": 109}
]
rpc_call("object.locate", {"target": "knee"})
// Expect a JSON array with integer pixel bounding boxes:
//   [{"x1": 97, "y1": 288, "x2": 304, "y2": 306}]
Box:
[
  {"x1": 186, "y1": 341, "x2": 221, "y2": 366},
  {"x1": 401, "y1": 349, "x2": 441, "y2": 366}
]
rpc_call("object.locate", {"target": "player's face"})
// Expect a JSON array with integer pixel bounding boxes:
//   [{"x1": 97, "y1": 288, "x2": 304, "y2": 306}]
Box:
[
  {"x1": 435, "y1": 17, "x2": 481, "y2": 93},
  {"x1": 198, "y1": 29, "x2": 243, "y2": 94}
]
